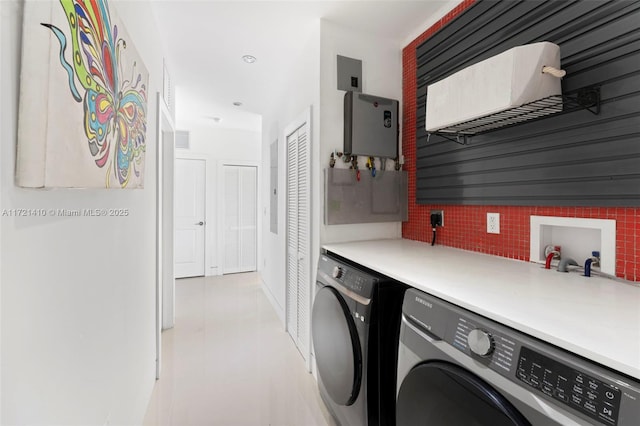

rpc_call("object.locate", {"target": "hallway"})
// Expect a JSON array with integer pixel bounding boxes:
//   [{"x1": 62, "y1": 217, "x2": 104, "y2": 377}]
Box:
[{"x1": 143, "y1": 273, "x2": 334, "y2": 426}]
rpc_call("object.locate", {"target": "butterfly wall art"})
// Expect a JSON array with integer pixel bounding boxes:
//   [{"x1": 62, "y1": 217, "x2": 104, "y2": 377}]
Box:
[{"x1": 17, "y1": 0, "x2": 149, "y2": 189}]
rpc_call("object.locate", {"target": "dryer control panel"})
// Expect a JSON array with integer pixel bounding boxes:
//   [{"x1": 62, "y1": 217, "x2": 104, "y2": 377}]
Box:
[{"x1": 318, "y1": 255, "x2": 376, "y2": 299}]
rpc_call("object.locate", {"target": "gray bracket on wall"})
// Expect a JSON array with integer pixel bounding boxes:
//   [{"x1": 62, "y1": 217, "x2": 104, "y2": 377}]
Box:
[
  {"x1": 427, "y1": 86, "x2": 601, "y2": 146},
  {"x1": 324, "y1": 168, "x2": 408, "y2": 225}
]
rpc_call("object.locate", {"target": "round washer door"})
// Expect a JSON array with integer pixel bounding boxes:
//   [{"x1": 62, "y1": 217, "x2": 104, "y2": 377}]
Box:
[
  {"x1": 397, "y1": 361, "x2": 531, "y2": 426},
  {"x1": 311, "y1": 285, "x2": 362, "y2": 406}
]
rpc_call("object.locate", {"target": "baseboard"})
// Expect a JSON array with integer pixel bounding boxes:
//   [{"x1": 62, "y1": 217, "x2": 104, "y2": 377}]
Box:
[
  {"x1": 260, "y1": 275, "x2": 285, "y2": 327},
  {"x1": 206, "y1": 267, "x2": 220, "y2": 277}
]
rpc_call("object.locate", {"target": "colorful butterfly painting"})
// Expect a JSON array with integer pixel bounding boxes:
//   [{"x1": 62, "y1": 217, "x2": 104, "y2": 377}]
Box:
[{"x1": 41, "y1": 0, "x2": 147, "y2": 188}]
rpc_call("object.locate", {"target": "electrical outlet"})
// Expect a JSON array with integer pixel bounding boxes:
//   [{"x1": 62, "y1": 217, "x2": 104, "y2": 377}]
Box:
[
  {"x1": 431, "y1": 210, "x2": 443, "y2": 227},
  {"x1": 487, "y1": 212, "x2": 500, "y2": 234}
]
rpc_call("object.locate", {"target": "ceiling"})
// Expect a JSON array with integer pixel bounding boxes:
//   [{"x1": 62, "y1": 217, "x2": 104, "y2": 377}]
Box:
[{"x1": 151, "y1": 1, "x2": 456, "y2": 132}]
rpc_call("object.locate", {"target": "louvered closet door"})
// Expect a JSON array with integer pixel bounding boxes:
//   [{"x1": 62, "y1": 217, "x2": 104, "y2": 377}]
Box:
[
  {"x1": 287, "y1": 131, "x2": 299, "y2": 340},
  {"x1": 286, "y1": 122, "x2": 310, "y2": 362}
]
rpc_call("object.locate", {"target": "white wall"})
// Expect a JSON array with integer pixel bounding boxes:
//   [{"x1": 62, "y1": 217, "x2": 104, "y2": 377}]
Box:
[
  {"x1": 319, "y1": 19, "x2": 404, "y2": 245},
  {"x1": 260, "y1": 20, "x2": 321, "y2": 324},
  {"x1": 176, "y1": 121, "x2": 261, "y2": 276},
  {"x1": 0, "y1": 3, "x2": 3, "y2": 418},
  {"x1": 1, "y1": 1, "x2": 166, "y2": 424},
  {"x1": 259, "y1": 19, "x2": 405, "y2": 326}
]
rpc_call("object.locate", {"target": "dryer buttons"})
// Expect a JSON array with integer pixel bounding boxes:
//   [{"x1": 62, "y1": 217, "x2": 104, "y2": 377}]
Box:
[{"x1": 332, "y1": 266, "x2": 344, "y2": 279}]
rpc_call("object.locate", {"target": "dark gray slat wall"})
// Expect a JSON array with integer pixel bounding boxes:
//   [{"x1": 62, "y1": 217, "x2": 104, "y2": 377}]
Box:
[
  {"x1": 416, "y1": 1, "x2": 633, "y2": 84},
  {"x1": 415, "y1": 0, "x2": 640, "y2": 206},
  {"x1": 416, "y1": 0, "x2": 640, "y2": 127}
]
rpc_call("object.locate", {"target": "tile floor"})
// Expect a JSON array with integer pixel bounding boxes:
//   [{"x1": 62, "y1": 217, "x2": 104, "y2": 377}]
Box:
[{"x1": 143, "y1": 273, "x2": 335, "y2": 426}]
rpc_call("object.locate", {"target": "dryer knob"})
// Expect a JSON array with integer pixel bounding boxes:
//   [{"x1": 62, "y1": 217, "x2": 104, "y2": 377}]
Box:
[
  {"x1": 468, "y1": 329, "x2": 494, "y2": 357},
  {"x1": 332, "y1": 266, "x2": 344, "y2": 279}
]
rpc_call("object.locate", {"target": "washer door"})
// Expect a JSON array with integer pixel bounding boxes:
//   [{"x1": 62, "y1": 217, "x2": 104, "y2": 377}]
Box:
[
  {"x1": 311, "y1": 285, "x2": 362, "y2": 406},
  {"x1": 397, "y1": 361, "x2": 531, "y2": 426}
]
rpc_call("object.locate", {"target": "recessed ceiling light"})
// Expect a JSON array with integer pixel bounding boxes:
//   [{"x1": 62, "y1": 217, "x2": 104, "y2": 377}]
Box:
[
  {"x1": 242, "y1": 55, "x2": 257, "y2": 64},
  {"x1": 203, "y1": 115, "x2": 222, "y2": 123},
  {"x1": 233, "y1": 101, "x2": 242, "y2": 107}
]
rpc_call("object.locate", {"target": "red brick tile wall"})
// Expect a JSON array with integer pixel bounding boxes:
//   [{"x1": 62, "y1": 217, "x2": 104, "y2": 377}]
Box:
[{"x1": 401, "y1": 0, "x2": 639, "y2": 281}]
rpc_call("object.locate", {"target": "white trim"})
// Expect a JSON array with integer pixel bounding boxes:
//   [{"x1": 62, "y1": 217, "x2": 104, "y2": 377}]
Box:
[
  {"x1": 261, "y1": 277, "x2": 285, "y2": 325},
  {"x1": 283, "y1": 108, "x2": 312, "y2": 145},
  {"x1": 155, "y1": 92, "x2": 175, "y2": 379},
  {"x1": 220, "y1": 159, "x2": 260, "y2": 168},
  {"x1": 0, "y1": 9, "x2": 3, "y2": 406},
  {"x1": 175, "y1": 151, "x2": 208, "y2": 161}
]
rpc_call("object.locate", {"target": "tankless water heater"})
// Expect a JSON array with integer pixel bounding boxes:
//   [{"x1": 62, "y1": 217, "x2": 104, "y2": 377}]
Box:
[{"x1": 344, "y1": 92, "x2": 399, "y2": 158}]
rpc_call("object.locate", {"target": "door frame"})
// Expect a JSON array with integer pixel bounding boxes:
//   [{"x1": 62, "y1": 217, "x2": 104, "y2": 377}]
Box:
[
  {"x1": 155, "y1": 93, "x2": 175, "y2": 379},
  {"x1": 218, "y1": 160, "x2": 260, "y2": 275}
]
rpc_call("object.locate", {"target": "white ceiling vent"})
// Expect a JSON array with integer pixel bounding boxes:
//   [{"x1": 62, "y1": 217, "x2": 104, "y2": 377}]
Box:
[
  {"x1": 162, "y1": 59, "x2": 175, "y2": 115},
  {"x1": 175, "y1": 130, "x2": 190, "y2": 150},
  {"x1": 425, "y1": 42, "x2": 564, "y2": 135}
]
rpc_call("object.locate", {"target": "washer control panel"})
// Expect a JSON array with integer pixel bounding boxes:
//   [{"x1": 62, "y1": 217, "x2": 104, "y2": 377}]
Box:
[
  {"x1": 517, "y1": 346, "x2": 621, "y2": 425},
  {"x1": 401, "y1": 288, "x2": 640, "y2": 426},
  {"x1": 467, "y1": 329, "x2": 495, "y2": 357},
  {"x1": 452, "y1": 316, "x2": 517, "y2": 375}
]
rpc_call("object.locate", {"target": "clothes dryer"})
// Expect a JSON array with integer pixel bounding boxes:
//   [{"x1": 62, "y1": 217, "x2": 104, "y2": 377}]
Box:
[{"x1": 312, "y1": 252, "x2": 406, "y2": 426}]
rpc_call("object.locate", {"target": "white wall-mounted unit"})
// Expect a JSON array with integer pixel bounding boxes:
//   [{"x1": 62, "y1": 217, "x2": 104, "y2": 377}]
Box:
[{"x1": 425, "y1": 42, "x2": 563, "y2": 134}]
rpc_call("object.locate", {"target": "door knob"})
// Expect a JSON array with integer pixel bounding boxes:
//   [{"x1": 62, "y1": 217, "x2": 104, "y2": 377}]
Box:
[{"x1": 195, "y1": 221, "x2": 204, "y2": 226}]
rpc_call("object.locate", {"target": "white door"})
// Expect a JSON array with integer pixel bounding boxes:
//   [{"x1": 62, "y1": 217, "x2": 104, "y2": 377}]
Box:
[
  {"x1": 286, "y1": 117, "x2": 311, "y2": 365},
  {"x1": 174, "y1": 158, "x2": 206, "y2": 278},
  {"x1": 223, "y1": 165, "x2": 257, "y2": 274}
]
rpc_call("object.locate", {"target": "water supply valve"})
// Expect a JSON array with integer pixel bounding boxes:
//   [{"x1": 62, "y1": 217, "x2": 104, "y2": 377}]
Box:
[
  {"x1": 584, "y1": 251, "x2": 601, "y2": 277},
  {"x1": 544, "y1": 244, "x2": 561, "y2": 269}
]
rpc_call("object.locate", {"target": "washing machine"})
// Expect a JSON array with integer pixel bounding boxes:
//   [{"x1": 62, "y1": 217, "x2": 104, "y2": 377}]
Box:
[
  {"x1": 396, "y1": 288, "x2": 640, "y2": 425},
  {"x1": 312, "y1": 252, "x2": 406, "y2": 426}
]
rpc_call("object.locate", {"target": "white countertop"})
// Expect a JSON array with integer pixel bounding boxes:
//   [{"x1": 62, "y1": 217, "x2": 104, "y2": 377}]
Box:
[{"x1": 322, "y1": 238, "x2": 640, "y2": 380}]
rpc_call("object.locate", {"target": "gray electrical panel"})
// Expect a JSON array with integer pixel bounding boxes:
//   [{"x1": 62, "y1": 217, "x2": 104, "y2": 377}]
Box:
[
  {"x1": 269, "y1": 139, "x2": 278, "y2": 234},
  {"x1": 344, "y1": 92, "x2": 399, "y2": 158},
  {"x1": 337, "y1": 55, "x2": 362, "y2": 92}
]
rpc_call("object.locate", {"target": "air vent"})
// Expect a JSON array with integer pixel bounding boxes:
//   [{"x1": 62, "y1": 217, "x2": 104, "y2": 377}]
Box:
[
  {"x1": 175, "y1": 130, "x2": 190, "y2": 150},
  {"x1": 162, "y1": 59, "x2": 174, "y2": 114}
]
